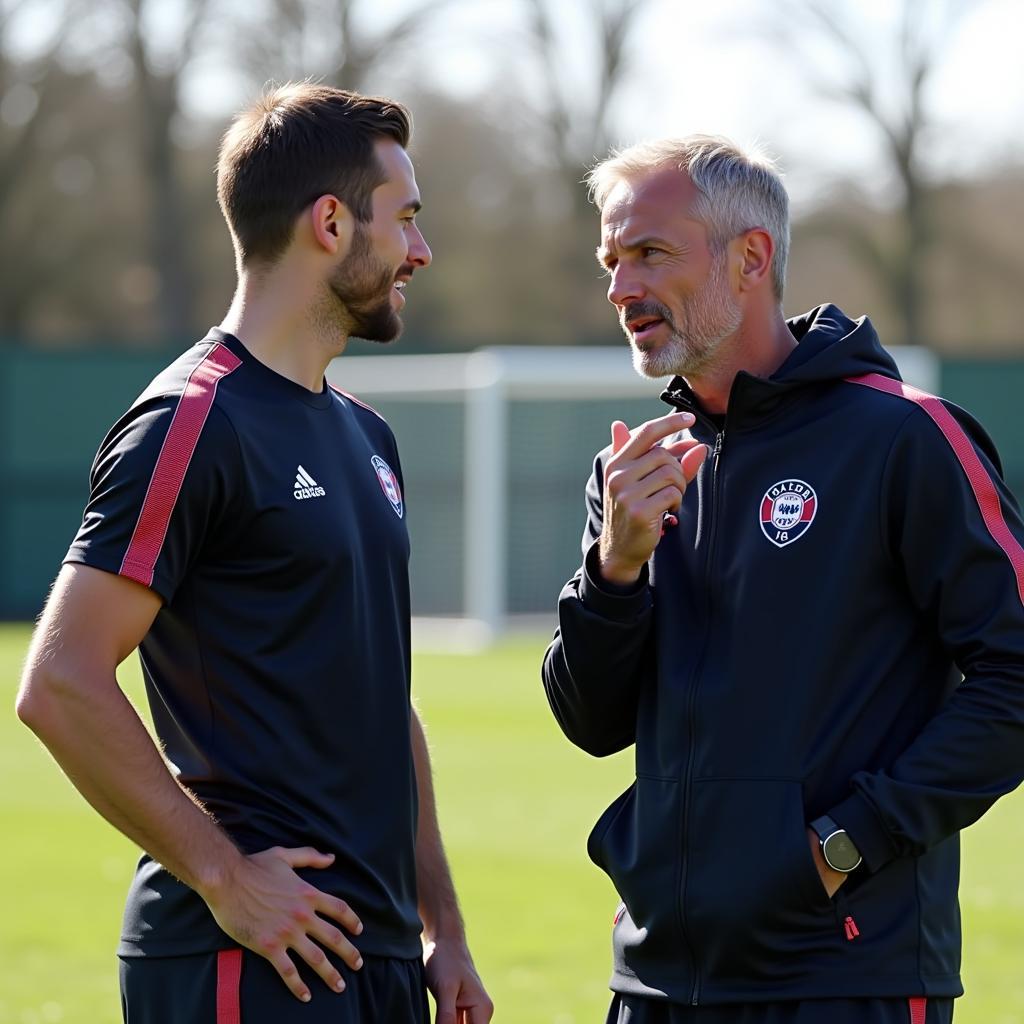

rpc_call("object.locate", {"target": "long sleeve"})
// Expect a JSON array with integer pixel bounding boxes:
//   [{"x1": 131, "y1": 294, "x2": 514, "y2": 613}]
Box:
[
  {"x1": 829, "y1": 403, "x2": 1024, "y2": 871},
  {"x1": 541, "y1": 448, "x2": 655, "y2": 757}
]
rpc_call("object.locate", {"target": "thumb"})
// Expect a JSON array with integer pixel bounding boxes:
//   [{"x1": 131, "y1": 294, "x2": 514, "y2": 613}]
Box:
[
  {"x1": 610, "y1": 420, "x2": 631, "y2": 454},
  {"x1": 679, "y1": 442, "x2": 712, "y2": 485},
  {"x1": 277, "y1": 847, "x2": 335, "y2": 869},
  {"x1": 680, "y1": 443, "x2": 709, "y2": 484}
]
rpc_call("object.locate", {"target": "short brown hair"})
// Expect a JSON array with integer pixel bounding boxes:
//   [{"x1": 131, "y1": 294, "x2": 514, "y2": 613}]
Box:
[{"x1": 217, "y1": 82, "x2": 412, "y2": 265}]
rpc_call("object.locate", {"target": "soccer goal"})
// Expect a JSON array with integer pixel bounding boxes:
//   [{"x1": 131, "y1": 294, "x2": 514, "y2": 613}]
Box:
[{"x1": 327, "y1": 344, "x2": 939, "y2": 648}]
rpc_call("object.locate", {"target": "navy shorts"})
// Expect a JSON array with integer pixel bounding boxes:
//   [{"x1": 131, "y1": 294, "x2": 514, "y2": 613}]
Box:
[
  {"x1": 607, "y1": 994, "x2": 954, "y2": 1024},
  {"x1": 120, "y1": 947, "x2": 429, "y2": 1023}
]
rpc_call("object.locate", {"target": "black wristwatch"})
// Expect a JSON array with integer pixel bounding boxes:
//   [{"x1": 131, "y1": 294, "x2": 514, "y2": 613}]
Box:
[{"x1": 810, "y1": 815, "x2": 863, "y2": 873}]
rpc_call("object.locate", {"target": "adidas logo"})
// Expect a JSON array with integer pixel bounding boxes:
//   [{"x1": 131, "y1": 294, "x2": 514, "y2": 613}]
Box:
[{"x1": 293, "y1": 465, "x2": 326, "y2": 500}]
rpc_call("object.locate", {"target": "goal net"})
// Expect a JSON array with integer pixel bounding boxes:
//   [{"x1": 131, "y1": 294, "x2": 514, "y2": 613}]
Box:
[{"x1": 327, "y1": 345, "x2": 938, "y2": 647}]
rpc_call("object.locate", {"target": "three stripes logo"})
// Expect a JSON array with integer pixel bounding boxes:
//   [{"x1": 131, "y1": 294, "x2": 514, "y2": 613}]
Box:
[{"x1": 293, "y1": 465, "x2": 326, "y2": 501}]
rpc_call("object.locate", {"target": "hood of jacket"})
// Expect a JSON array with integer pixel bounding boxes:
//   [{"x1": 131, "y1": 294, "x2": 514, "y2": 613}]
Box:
[{"x1": 661, "y1": 303, "x2": 901, "y2": 415}]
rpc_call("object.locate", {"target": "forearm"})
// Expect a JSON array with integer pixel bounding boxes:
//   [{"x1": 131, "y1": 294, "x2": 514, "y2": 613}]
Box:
[
  {"x1": 828, "y1": 670, "x2": 1024, "y2": 872},
  {"x1": 18, "y1": 663, "x2": 241, "y2": 899},
  {"x1": 410, "y1": 709, "x2": 465, "y2": 944},
  {"x1": 542, "y1": 550, "x2": 652, "y2": 756}
]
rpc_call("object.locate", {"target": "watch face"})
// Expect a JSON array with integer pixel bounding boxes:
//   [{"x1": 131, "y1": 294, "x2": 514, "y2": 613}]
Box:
[{"x1": 823, "y1": 831, "x2": 862, "y2": 872}]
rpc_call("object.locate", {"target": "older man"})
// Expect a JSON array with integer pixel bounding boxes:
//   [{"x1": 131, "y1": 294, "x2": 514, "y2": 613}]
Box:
[{"x1": 543, "y1": 135, "x2": 1024, "y2": 1024}]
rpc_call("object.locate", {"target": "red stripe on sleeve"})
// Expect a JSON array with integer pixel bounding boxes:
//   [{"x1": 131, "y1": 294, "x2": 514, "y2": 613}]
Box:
[
  {"x1": 119, "y1": 344, "x2": 242, "y2": 588},
  {"x1": 216, "y1": 948, "x2": 243, "y2": 1024},
  {"x1": 847, "y1": 372, "x2": 1024, "y2": 606},
  {"x1": 908, "y1": 996, "x2": 927, "y2": 1024}
]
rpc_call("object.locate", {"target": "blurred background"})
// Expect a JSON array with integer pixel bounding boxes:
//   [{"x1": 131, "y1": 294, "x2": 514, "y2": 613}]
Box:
[
  {"x1": 2, "y1": 0, "x2": 1024, "y2": 628},
  {"x1": 4, "y1": 3, "x2": 1024, "y2": 1022}
]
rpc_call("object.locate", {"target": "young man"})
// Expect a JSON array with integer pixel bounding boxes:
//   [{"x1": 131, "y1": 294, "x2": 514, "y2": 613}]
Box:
[
  {"x1": 17, "y1": 84, "x2": 492, "y2": 1024},
  {"x1": 542, "y1": 135, "x2": 1024, "y2": 1024}
]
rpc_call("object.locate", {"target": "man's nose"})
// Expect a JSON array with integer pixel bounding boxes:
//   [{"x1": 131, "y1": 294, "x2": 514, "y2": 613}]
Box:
[
  {"x1": 408, "y1": 224, "x2": 432, "y2": 269},
  {"x1": 607, "y1": 265, "x2": 644, "y2": 307}
]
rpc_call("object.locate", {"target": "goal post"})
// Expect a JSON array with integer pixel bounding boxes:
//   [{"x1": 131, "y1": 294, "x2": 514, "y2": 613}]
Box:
[{"x1": 327, "y1": 345, "x2": 939, "y2": 647}]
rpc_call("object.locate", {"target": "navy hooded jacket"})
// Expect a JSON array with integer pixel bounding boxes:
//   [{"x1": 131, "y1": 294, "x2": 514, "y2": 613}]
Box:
[{"x1": 542, "y1": 304, "x2": 1024, "y2": 1005}]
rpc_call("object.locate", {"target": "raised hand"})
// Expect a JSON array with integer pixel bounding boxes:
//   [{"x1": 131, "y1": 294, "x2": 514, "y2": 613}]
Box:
[{"x1": 599, "y1": 412, "x2": 707, "y2": 586}]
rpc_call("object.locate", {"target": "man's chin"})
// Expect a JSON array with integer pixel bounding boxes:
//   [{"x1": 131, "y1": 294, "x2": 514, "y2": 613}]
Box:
[
  {"x1": 351, "y1": 311, "x2": 403, "y2": 344},
  {"x1": 631, "y1": 342, "x2": 681, "y2": 380}
]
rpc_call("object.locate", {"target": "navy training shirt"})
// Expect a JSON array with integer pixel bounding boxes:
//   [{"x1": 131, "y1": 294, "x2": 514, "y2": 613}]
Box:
[{"x1": 64, "y1": 329, "x2": 422, "y2": 958}]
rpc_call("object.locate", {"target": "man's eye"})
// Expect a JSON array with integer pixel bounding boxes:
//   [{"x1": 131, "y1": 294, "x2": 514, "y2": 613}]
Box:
[{"x1": 641, "y1": 247, "x2": 660, "y2": 258}]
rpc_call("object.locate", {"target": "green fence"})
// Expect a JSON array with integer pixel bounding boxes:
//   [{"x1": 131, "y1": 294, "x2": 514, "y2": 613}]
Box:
[
  {"x1": 0, "y1": 348, "x2": 175, "y2": 618},
  {"x1": 1, "y1": 347, "x2": 1022, "y2": 620}
]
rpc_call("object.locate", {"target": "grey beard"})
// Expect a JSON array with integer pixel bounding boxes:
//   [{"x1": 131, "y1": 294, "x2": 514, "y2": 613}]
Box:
[{"x1": 630, "y1": 258, "x2": 742, "y2": 379}]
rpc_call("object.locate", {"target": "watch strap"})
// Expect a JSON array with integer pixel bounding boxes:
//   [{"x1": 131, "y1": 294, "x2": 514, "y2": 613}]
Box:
[{"x1": 809, "y1": 814, "x2": 840, "y2": 844}]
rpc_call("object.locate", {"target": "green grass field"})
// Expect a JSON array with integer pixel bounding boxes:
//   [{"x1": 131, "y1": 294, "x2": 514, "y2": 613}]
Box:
[{"x1": 3, "y1": 622, "x2": 1023, "y2": 1023}]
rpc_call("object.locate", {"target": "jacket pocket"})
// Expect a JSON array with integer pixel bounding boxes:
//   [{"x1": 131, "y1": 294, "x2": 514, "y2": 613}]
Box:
[
  {"x1": 588, "y1": 777, "x2": 689, "y2": 979},
  {"x1": 685, "y1": 778, "x2": 839, "y2": 983}
]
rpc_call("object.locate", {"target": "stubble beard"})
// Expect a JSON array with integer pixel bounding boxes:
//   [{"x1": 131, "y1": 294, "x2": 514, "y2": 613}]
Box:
[
  {"x1": 627, "y1": 251, "x2": 743, "y2": 380},
  {"x1": 328, "y1": 225, "x2": 403, "y2": 344}
]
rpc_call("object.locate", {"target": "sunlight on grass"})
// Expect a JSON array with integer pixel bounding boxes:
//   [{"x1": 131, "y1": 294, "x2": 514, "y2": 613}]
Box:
[{"x1": 3, "y1": 625, "x2": 1022, "y2": 1022}]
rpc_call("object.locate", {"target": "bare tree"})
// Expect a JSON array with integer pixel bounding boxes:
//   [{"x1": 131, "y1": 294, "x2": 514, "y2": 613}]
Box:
[
  {"x1": 122, "y1": 0, "x2": 212, "y2": 340},
  {"x1": 0, "y1": 0, "x2": 80, "y2": 333},
  {"x1": 764, "y1": 0, "x2": 971, "y2": 345},
  {"x1": 526, "y1": 0, "x2": 649, "y2": 214},
  {"x1": 522, "y1": 0, "x2": 652, "y2": 341},
  {"x1": 234, "y1": 0, "x2": 461, "y2": 94}
]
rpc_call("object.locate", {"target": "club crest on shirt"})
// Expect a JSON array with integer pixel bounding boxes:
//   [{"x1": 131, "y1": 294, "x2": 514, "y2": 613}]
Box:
[
  {"x1": 759, "y1": 479, "x2": 817, "y2": 548},
  {"x1": 371, "y1": 455, "x2": 403, "y2": 519}
]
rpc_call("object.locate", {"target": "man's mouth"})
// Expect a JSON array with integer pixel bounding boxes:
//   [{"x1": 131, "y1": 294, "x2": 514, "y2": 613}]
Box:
[{"x1": 626, "y1": 315, "x2": 666, "y2": 342}]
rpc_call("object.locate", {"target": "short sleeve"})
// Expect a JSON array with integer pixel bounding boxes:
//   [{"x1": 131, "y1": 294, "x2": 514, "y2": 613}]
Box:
[{"x1": 64, "y1": 397, "x2": 242, "y2": 604}]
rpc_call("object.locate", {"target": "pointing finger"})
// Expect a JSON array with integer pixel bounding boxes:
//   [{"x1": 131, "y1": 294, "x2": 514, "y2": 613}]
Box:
[
  {"x1": 618, "y1": 413, "x2": 695, "y2": 460},
  {"x1": 611, "y1": 420, "x2": 631, "y2": 455}
]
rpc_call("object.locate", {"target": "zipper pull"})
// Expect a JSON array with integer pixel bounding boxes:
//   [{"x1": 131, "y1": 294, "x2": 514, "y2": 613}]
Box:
[{"x1": 843, "y1": 915, "x2": 860, "y2": 941}]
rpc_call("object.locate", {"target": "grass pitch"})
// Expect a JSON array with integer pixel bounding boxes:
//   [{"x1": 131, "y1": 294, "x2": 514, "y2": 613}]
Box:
[{"x1": 2, "y1": 623, "x2": 1023, "y2": 1022}]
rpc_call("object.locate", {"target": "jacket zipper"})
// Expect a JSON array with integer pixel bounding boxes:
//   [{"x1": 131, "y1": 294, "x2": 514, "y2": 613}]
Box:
[
  {"x1": 679, "y1": 425, "x2": 725, "y2": 1007},
  {"x1": 834, "y1": 888, "x2": 861, "y2": 941}
]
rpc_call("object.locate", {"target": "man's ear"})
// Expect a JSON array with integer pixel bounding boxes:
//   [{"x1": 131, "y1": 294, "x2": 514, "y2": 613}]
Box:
[
  {"x1": 734, "y1": 228, "x2": 774, "y2": 293},
  {"x1": 309, "y1": 194, "x2": 355, "y2": 258}
]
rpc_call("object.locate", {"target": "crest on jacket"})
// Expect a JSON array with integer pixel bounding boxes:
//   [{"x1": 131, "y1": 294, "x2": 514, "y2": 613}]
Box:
[{"x1": 760, "y1": 479, "x2": 817, "y2": 547}]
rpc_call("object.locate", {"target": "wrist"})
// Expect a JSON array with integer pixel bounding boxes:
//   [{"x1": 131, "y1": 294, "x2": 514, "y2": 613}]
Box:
[
  {"x1": 809, "y1": 815, "x2": 862, "y2": 874},
  {"x1": 191, "y1": 844, "x2": 245, "y2": 903},
  {"x1": 421, "y1": 905, "x2": 466, "y2": 946},
  {"x1": 597, "y1": 551, "x2": 643, "y2": 587}
]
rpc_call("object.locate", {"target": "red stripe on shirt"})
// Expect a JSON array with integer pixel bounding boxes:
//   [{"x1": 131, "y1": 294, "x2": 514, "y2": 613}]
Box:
[
  {"x1": 329, "y1": 383, "x2": 387, "y2": 422},
  {"x1": 216, "y1": 948, "x2": 243, "y2": 1024},
  {"x1": 847, "y1": 372, "x2": 1024, "y2": 605},
  {"x1": 119, "y1": 344, "x2": 242, "y2": 588}
]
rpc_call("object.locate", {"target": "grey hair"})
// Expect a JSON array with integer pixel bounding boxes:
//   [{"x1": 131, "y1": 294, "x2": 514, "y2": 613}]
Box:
[{"x1": 586, "y1": 135, "x2": 790, "y2": 301}]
